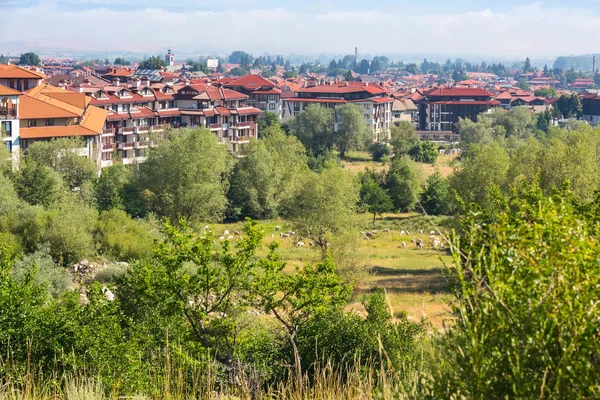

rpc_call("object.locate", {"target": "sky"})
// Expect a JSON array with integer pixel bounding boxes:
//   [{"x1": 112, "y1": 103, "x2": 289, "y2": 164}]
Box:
[{"x1": 0, "y1": 0, "x2": 599, "y2": 59}]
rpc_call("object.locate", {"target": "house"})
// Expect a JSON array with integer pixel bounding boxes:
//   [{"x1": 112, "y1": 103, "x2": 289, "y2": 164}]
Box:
[
  {"x1": 0, "y1": 64, "x2": 45, "y2": 92},
  {"x1": 581, "y1": 92, "x2": 600, "y2": 126},
  {"x1": 391, "y1": 98, "x2": 418, "y2": 125},
  {"x1": 175, "y1": 83, "x2": 262, "y2": 153},
  {"x1": 418, "y1": 88, "x2": 500, "y2": 131},
  {"x1": 222, "y1": 75, "x2": 282, "y2": 116},
  {"x1": 281, "y1": 81, "x2": 393, "y2": 142}
]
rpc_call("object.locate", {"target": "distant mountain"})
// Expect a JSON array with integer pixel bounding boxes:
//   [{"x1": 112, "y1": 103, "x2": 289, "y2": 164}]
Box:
[{"x1": 553, "y1": 54, "x2": 600, "y2": 72}]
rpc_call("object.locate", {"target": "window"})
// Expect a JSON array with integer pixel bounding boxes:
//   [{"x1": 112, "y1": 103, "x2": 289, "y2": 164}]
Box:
[
  {"x1": 29, "y1": 119, "x2": 37, "y2": 127},
  {"x1": 268, "y1": 95, "x2": 276, "y2": 100},
  {"x1": 46, "y1": 119, "x2": 54, "y2": 126},
  {"x1": 364, "y1": 114, "x2": 369, "y2": 119},
  {"x1": 5, "y1": 141, "x2": 12, "y2": 153},
  {"x1": 269, "y1": 103, "x2": 276, "y2": 110},
  {"x1": 2, "y1": 121, "x2": 11, "y2": 136}
]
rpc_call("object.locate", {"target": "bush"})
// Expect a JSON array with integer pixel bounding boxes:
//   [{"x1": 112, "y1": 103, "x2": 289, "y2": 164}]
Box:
[
  {"x1": 95, "y1": 209, "x2": 159, "y2": 261},
  {"x1": 408, "y1": 141, "x2": 439, "y2": 163},
  {"x1": 369, "y1": 142, "x2": 390, "y2": 162},
  {"x1": 11, "y1": 245, "x2": 72, "y2": 298}
]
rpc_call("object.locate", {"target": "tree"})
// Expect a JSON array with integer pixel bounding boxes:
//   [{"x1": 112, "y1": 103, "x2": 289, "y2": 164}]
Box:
[
  {"x1": 229, "y1": 67, "x2": 249, "y2": 77},
  {"x1": 556, "y1": 93, "x2": 583, "y2": 119},
  {"x1": 14, "y1": 160, "x2": 65, "y2": 207},
  {"x1": 419, "y1": 172, "x2": 452, "y2": 215},
  {"x1": 0, "y1": 54, "x2": 6, "y2": 65},
  {"x1": 523, "y1": 56, "x2": 532, "y2": 72},
  {"x1": 369, "y1": 142, "x2": 390, "y2": 162},
  {"x1": 298, "y1": 63, "x2": 308, "y2": 74},
  {"x1": 137, "y1": 128, "x2": 232, "y2": 223},
  {"x1": 24, "y1": 138, "x2": 97, "y2": 190},
  {"x1": 405, "y1": 63, "x2": 419, "y2": 75},
  {"x1": 19, "y1": 52, "x2": 40, "y2": 66},
  {"x1": 344, "y1": 69, "x2": 354, "y2": 82},
  {"x1": 251, "y1": 250, "x2": 349, "y2": 386},
  {"x1": 281, "y1": 166, "x2": 359, "y2": 252},
  {"x1": 543, "y1": 64, "x2": 549, "y2": 76},
  {"x1": 385, "y1": 156, "x2": 423, "y2": 212},
  {"x1": 359, "y1": 170, "x2": 393, "y2": 224},
  {"x1": 283, "y1": 70, "x2": 298, "y2": 79},
  {"x1": 138, "y1": 56, "x2": 166, "y2": 70},
  {"x1": 515, "y1": 78, "x2": 530, "y2": 91},
  {"x1": 534, "y1": 87, "x2": 557, "y2": 98},
  {"x1": 257, "y1": 111, "x2": 281, "y2": 134},
  {"x1": 186, "y1": 61, "x2": 209, "y2": 74},
  {"x1": 408, "y1": 141, "x2": 439, "y2": 163},
  {"x1": 114, "y1": 57, "x2": 130, "y2": 66},
  {"x1": 370, "y1": 58, "x2": 381, "y2": 73},
  {"x1": 355, "y1": 59, "x2": 370, "y2": 74},
  {"x1": 94, "y1": 164, "x2": 132, "y2": 211},
  {"x1": 288, "y1": 104, "x2": 334, "y2": 156},
  {"x1": 334, "y1": 103, "x2": 370, "y2": 158},
  {"x1": 372, "y1": 56, "x2": 390, "y2": 71},
  {"x1": 228, "y1": 51, "x2": 251, "y2": 64},
  {"x1": 390, "y1": 121, "x2": 418, "y2": 155},
  {"x1": 96, "y1": 209, "x2": 159, "y2": 261}
]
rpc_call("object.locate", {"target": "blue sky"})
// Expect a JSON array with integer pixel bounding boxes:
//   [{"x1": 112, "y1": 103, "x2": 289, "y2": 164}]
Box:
[{"x1": 1, "y1": 0, "x2": 599, "y2": 58}]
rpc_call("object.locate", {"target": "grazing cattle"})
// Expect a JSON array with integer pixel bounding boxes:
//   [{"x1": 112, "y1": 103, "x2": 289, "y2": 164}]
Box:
[
  {"x1": 219, "y1": 236, "x2": 225, "y2": 241},
  {"x1": 227, "y1": 235, "x2": 234, "y2": 240},
  {"x1": 271, "y1": 234, "x2": 274, "y2": 239},
  {"x1": 309, "y1": 242, "x2": 315, "y2": 247},
  {"x1": 274, "y1": 226, "x2": 281, "y2": 231},
  {"x1": 234, "y1": 231, "x2": 240, "y2": 236},
  {"x1": 296, "y1": 242, "x2": 305, "y2": 247},
  {"x1": 419, "y1": 229, "x2": 423, "y2": 234},
  {"x1": 280, "y1": 232, "x2": 290, "y2": 238},
  {"x1": 400, "y1": 230, "x2": 406, "y2": 235},
  {"x1": 430, "y1": 230, "x2": 435, "y2": 235},
  {"x1": 410, "y1": 238, "x2": 416, "y2": 244},
  {"x1": 102, "y1": 287, "x2": 115, "y2": 302},
  {"x1": 366, "y1": 232, "x2": 373, "y2": 238},
  {"x1": 224, "y1": 230, "x2": 230, "y2": 235},
  {"x1": 406, "y1": 230, "x2": 410, "y2": 235},
  {"x1": 401, "y1": 242, "x2": 407, "y2": 248},
  {"x1": 383, "y1": 228, "x2": 390, "y2": 233},
  {"x1": 371, "y1": 230, "x2": 377, "y2": 234}
]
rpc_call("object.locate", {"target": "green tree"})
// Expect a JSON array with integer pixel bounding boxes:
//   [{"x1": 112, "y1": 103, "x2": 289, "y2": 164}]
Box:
[
  {"x1": 0, "y1": 54, "x2": 7, "y2": 64},
  {"x1": 523, "y1": 56, "x2": 532, "y2": 72},
  {"x1": 385, "y1": 156, "x2": 423, "y2": 212},
  {"x1": 19, "y1": 52, "x2": 41, "y2": 66},
  {"x1": 359, "y1": 170, "x2": 393, "y2": 224},
  {"x1": 228, "y1": 50, "x2": 252, "y2": 64},
  {"x1": 355, "y1": 59, "x2": 370, "y2": 74},
  {"x1": 344, "y1": 69, "x2": 354, "y2": 81},
  {"x1": 556, "y1": 93, "x2": 583, "y2": 119},
  {"x1": 137, "y1": 128, "x2": 232, "y2": 224},
  {"x1": 534, "y1": 87, "x2": 558, "y2": 98},
  {"x1": 257, "y1": 111, "x2": 281, "y2": 135},
  {"x1": 334, "y1": 103, "x2": 370, "y2": 158},
  {"x1": 11, "y1": 245, "x2": 71, "y2": 298},
  {"x1": 283, "y1": 70, "x2": 298, "y2": 79},
  {"x1": 230, "y1": 67, "x2": 249, "y2": 77},
  {"x1": 287, "y1": 104, "x2": 334, "y2": 156},
  {"x1": 390, "y1": 121, "x2": 418, "y2": 155},
  {"x1": 94, "y1": 163, "x2": 132, "y2": 211},
  {"x1": 114, "y1": 57, "x2": 130, "y2": 66},
  {"x1": 408, "y1": 141, "x2": 439, "y2": 163},
  {"x1": 515, "y1": 78, "x2": 530, "y2": 91},
  {"x1": 405, "y1": 63, "x2": 419, "y2": 75},
  {"x1": 419, "y1": 171, "x2": 452, "y2": 215},
  {"x1": 281, "y1": 166, "x2": 359, "y2": 252},
  {"x1": 13, "y1": 160, "x2": 65, "y2": 207},
  {"x1": 24, "y1": 138, "x2": 97, "y2": 190},
  {"x1": 138, "y1": 56, "x2": 166, "y2": 70}
]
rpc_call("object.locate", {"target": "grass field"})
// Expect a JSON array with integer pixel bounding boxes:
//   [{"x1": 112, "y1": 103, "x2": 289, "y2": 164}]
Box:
[
  {"x1": 212, "y1": 212, "x2": 454, "y2": 332},
  {"x1": 341, "y1": 150, "x2": 457, "y2": 178}
]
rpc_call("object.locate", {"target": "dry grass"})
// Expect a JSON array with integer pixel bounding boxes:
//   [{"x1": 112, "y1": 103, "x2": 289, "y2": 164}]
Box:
[
  {"x1": 340, "y1": 150, "x2": 458, "y2": 178},
  {"x1": 210, "y1": 212, "x2": 453, "y2": 331}
]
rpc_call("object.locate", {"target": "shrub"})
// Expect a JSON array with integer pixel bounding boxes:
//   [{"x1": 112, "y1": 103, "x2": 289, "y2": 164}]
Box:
[
  {"x1": 369, "y1": 142, "x2": 390, "y2": 162},
  {"x1": 96, "y1": 209, "x2": 159, "y2": 261}
]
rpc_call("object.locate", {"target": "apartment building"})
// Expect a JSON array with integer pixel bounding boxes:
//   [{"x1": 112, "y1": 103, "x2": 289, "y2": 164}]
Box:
[
  {"x1": 222, "y1": 75, "x2": 282, "y2": 115},
  {"x1": 581, "y1": 92, "x2": 600, "y2": 126},
  {"x1": 1, "y1": 84, "x2": 21, "y2": 166},
  {"x1": 17, "y1": 83, "x2": 108, "y2": 170},
  {"x1": 418, "y1": 88, "x2": 499, "y2": 131},
  {"x1": 0, "y1": 64, "x2": 45, "y2": 92},
  {"x1": 176, "y1": 83, "x2": 261, "y2": 153},
  {"x1": 281, "y1": 82, "x2": 393, "y2": 142},
  {"x1": 90, "y1": 82, "x2": 180, "y2": 167}
]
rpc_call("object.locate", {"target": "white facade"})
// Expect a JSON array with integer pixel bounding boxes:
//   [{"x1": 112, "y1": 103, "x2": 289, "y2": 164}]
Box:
[{"x1": 1, "y1": 93, "x2": 20, "y2": 168}]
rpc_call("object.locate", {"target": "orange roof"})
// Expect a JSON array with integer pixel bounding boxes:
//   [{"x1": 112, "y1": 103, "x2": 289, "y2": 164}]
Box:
[
  {"x1": 0, "y1": 84, "x2": 22, "y2": 96},
  {"x1": 44, "y1": 91, "x2": 90, "y2": 109},
  {"x1": 80, "y1": 106, "x2": 108, "y2": 133},
  {"x1": 0, "y1": 65, "x2": 45, "y2": 80},
  {"x1": 19, "y1": 95, "x2": 81, "y2": 119}
]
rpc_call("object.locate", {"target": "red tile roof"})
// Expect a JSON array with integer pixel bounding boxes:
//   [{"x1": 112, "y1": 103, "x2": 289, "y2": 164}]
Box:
[
  {"x1": 297, "y1": 82, "x2": 387, "y2": 95},
  {"x1": 224, "y1": 74, "x2": 276, "y2": 90},
  {"x1": 427, "y1": 88, "x2": 492, "y2": 97}
]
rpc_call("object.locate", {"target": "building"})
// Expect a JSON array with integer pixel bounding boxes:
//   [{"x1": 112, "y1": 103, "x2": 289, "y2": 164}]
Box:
[
  {"x1": 175, "y1": 83, "x2": 262, "y2": 153},
  {"x1": 418, "y1": 88, "x2": 500, "y2": 131},
  {"x1": 165, "y1": 49, "x2": 175, "y2": 67},
  {"x1": 0, "y1": 64, "x2": 45, "y2": 91},
  {"x1": 90, "y1": 82, "x2": 180, "y2": 167},
  {"x1": 281, "y1": 82, "x2": 393, "y2": 142},
  {"x1": 222, "y1": 75, "x2": 282, "y2": 115},
  {"x1": 391, "y1": 98, "x2": 418, "y2": 125},
  {"x1": 16, "y1": 83, "x2": 108, "y2": 170},
  {"x1": 581, "y1": 92, "x2": 600, "y2": 126},
  {"x1": 1, "y1": 84, "x2": 22, "y2": 166}
]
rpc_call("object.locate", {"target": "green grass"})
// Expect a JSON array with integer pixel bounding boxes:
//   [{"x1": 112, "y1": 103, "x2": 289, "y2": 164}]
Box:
[{"x1": 211, "y1": 212, "x2": 454, "y2": 331}]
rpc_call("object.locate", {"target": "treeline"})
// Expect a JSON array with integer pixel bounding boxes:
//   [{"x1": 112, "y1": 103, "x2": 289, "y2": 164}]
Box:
[{"x1": 554, "y1": 53, "x2": 600, "y2": 72}]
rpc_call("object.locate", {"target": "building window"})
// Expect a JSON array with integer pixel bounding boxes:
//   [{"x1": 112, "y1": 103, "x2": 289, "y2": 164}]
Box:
[
  {"x1": 1, "y1": 121, "x2": 11, "y2": 136},
  {"x1": 46, "y1": 119, "x2": 54, "y2": 126},
  {"x1": 29, "y1": 119, "x2": 37, "y2": 127},
  {"x1": 268, "y1": 95, "x2": 276, "y2": 100},
  {"x1": 269, "y1": 103, "x2": 276, "y2": 110},
  {"x1": 364, "y1": 114, "x2": 369, "y2": 119},
  {"x1": 5, "y1": 141, "x2": 11, "y2": 153}
]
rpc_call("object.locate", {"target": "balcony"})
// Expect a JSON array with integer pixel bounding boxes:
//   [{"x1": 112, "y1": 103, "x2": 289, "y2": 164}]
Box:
[
  {"x1": 230, "y1": 122, "x2": 255, "y2": 130},
  {"x1": 102, "y1": 128, "x2": 116, "y2": 136},
  {"x1": 117, "y1": 142, "x2": 135, "y2": 150},
  {"x1": 135, "y1": 126, "x2": 149, "y2": 133},
  {"x1": 209, "y1": 123, "x2": 224, "y2": 131},
  {"x1": 102, "y1": 143, "x2": 115, "y2": 152},
  {"x1": 134, "y1": 141, "x2": 149, "y2": 149},
  {"x1": 120, "y1": 127, "x2": 135, "y2": 135},
  {"x1": 0, "y1": 108, "x2": 17, "y2": 119},
  {"x1": 149, "y1": 124, "x2": 168, "y2": 132},
  {"x1": 229, "y1": 135, "x2": 252, "y2": 143}
]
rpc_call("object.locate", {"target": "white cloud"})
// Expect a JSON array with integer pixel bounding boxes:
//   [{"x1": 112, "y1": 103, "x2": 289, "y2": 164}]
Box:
[{"x1": 1, "y1": 2, "x2": 599, "y2": 58}]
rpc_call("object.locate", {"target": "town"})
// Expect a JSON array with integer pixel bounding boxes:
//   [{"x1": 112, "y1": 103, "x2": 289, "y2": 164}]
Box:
[{"x1": 2, "y1": 49, "x2": 599, "y2": 172}]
